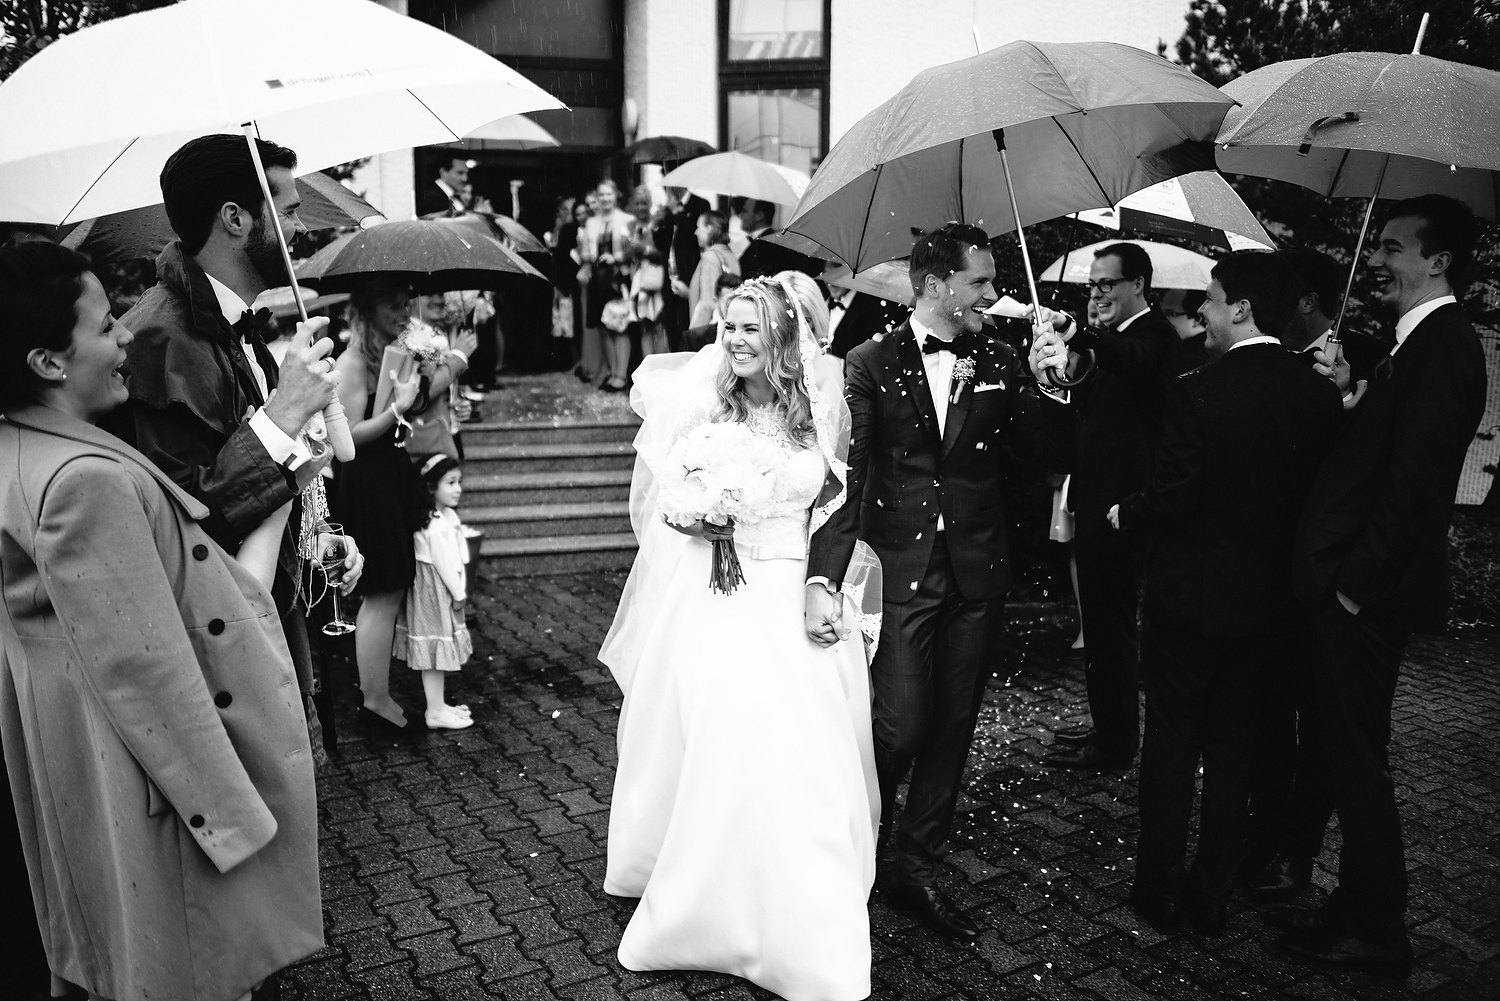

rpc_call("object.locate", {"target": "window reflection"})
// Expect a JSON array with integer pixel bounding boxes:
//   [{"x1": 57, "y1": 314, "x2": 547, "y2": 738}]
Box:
[
  {"x1": 727, "y1": 88, "x2": 822, "y2": 175},
  {"x1": 727, "y1": 0, "x2": 824, "y2": 60}
]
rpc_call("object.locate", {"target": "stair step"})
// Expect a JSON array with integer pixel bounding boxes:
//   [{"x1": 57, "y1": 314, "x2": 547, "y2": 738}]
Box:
[
  {"x1": 478, "y1": 532, "x2": 639, "y2": 576},
  {"x1": 462, "y1": 441, "x2": 635, "y2": 474},
  {"x1": 461, "y1": 469, "x2": 633, "y2": 506},
  {"x1": 463, "y1": 501, "x2": 631, "y2": 538},
  {"x1": 461, "y1": 419, "x2": 640, "y2": 446}
]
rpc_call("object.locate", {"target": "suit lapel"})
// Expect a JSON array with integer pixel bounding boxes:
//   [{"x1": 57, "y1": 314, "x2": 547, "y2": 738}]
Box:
[
  {"x1": 894, "y1": 325, "x2": 941, "y2": 451},
  {"x1": 941, "y1": 374, "x2": 971, "y2": 457}
]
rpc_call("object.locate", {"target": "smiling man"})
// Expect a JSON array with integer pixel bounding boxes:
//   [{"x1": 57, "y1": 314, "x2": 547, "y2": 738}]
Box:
[
  {"x1": 1277, "y1": 195, "x2": 1488, "y2": 977},
  {"x1": 807, "y1": 224, "x2": 1061, "y2": 940},
  {"x1": 1026, "y1": 242, "x2": 1179, "y2": 772}
]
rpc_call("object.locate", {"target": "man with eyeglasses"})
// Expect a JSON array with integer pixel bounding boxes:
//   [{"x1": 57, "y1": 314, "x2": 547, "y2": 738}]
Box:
[{"x1": 1026, "y1": 242, "x2": 1178, "y2": 771}]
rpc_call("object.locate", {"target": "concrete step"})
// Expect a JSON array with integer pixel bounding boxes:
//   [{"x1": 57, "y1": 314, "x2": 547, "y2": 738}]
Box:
[
  {"x1": 463, "y1": 501, "x2": 632, "y2": 539},
  {"x1": 479, "y1": 532, "x2": 639, "y2": 576},
  {"x1": 461, "y1": 440, "x2": 635, "y2": 475},
  {"x1": 461, "y1": 469, "x2": 633, "y2": 506},
  {"x1": 461, "y1": 419, "x2": 639, "y2": 447}
]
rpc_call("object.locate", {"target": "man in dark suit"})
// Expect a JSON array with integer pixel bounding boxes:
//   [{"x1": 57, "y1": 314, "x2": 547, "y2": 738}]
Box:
[
  {"x1": 825, "y1": 274, "x2": 911, "y2": 359},
  {"x1": 735, "y1": 197, "x2": 820, "y2": 279},
  {"x1": 417, "y1": 155, "x2": 470, "y2": 218},
  {"x1": 806, "y1": 224, "x2": 1064, "y2": 939},
  {"x1": 1242, "y1": 245, "x2": 1395, "y2": 900},
  {"x1": 1028, "y1": 243, "x2": 1179, "y2": 769},
  {"x1": 654, "y1": 186, "x2": 710, "y2": 349},
  {"x1": 1108, "y1": 251, "x2": 1343, "y2": 935},
  {"x1": 1273, "y1": 196, "x2": 1487, "y2": 977}
]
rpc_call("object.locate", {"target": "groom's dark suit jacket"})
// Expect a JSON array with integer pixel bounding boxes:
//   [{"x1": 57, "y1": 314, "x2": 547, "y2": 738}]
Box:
[
  {"x1": 1292, "y1": 303, "x2": 1486, "y2": 633},
  {"x1": 1119, "y1": 343, "x2": 1343, "y2": 638},
  {"x1": 808, "y1": 321, "x2": 1055, "y2": 604}
]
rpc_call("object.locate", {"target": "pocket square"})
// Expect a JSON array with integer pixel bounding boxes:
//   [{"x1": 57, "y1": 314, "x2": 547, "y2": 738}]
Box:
[{"x1": 974, "y1": 382, "x2": 1004, "y2": 393}]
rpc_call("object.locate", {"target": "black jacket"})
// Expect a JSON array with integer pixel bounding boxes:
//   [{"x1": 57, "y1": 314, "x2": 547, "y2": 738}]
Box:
[
  {"x1": 652, "y1": 195, "x2": 710, "y2": 284},
  {"x1": 808, "y1": 322, "x2": 1060, "y2": 604},
  {"x1": 737, "y1": 234, "x2": 821, "y2": 281},
  {"x1": 1120, "y1": 342, "x2": 1344, "y2": 637},
  {"x1": 417, "y1": 181, "x2": 458, "y2": 218},
  {"x1": 829, "y1": 292, "x2": 911, "y2": 359},
  {"x1": 1042, "y1": 307, "x2": 1179, "y2": 527},
  {"x1": 1292, "y1": 303, "x2": 1487, "y2": 632},
  {"x1": 1292, "y1": 330, "x2": 1387, "y2": 388}
]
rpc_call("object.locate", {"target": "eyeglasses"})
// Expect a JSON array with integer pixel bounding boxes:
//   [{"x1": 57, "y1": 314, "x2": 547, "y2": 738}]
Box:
[{"x1": 1084, "y1": 277, "x2": 1125, "y2": 295}]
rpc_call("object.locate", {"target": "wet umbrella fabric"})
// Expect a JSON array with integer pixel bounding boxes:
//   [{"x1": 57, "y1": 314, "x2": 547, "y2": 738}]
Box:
[
  {"x1": 1073, "y1": 171, "x2": 1274, "y2": 251},
  {"x1": 783, "y1": 40, "x2": 1235, "y2": 272},
  {"x1": 295, "y1": 219, "x2": 546, "y2": 295},
  {"x1": 622, "y1": 136, "x2": 717, "y2": 164},
  {"x1": 0, "y1": 0, "x2": 563, "y2": 224},
  {"x1": 659, "y1": 151, "x2": 808, "y2": 206},
  {"x1": 1214, "y1": 52, "x2": 1500, "y2": 219},
  {"x1": 59, "y1": 172, "x2": 384, "y2": 265}
]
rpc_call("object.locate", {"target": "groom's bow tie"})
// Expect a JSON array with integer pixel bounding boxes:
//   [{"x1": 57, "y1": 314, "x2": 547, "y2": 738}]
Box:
[{"x1": 922, "y1": 332, "x2": 974, "y2": 357}]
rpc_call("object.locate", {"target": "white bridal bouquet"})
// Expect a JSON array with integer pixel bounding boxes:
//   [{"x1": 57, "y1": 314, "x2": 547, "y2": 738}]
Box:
[{"x1": 657, "y1": 420, "x2": 786, "y2": 594}]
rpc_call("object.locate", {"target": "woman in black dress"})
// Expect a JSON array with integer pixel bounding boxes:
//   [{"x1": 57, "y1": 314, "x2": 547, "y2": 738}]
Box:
[{"x1": 332, "y1": 277, "x2": 469, "y2": 729}]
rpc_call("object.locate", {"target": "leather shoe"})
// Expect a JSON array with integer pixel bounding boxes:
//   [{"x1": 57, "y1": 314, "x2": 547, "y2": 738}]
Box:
[
  {"x1": 1244, "y1": 854, "x2": 1313, "y2": 901},
  {"x1": 1127, "y1": 888, "x2": 1180, "y2": 934},
  {"x1": 1052, "y1": 725, "x2": 1094, "y2": 749},
  {"x1": 1043, "y1": 744, "x2": 1132, "y2": 771},
  {"x1": 1276, "y1": 922, "x2": 1413, "y2": 979},
  {"x1": 887, "y1": 881, "x2": 981, "y2": 939},
  {"x1": 1262, "y1": 904, "x2": 1336, "y2": 935}
]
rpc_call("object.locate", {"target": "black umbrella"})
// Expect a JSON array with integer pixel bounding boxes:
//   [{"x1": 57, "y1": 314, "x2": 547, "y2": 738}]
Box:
[
  {"x1": 295, "y1": 219, "x2": 546, "y2": 295},
  {"x1": 620, "y1": 135, "x2": 716, "y2": 164}
]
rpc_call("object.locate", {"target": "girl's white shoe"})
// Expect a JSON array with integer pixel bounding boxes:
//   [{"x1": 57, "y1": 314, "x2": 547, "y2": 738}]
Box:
[{"x1": 425, "y1": 705, "x2": 474, "y2": 730}]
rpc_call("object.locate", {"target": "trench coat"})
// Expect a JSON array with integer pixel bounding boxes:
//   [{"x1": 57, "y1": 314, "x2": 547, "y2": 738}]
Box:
[{"x1": 0, "y1": 404, "x2": 322, "y2": 1001}]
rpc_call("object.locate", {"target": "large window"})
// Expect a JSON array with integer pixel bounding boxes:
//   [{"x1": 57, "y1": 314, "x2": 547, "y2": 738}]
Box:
[{"x1": 719, "y1": 0, "x2": 831, "y2": 172}]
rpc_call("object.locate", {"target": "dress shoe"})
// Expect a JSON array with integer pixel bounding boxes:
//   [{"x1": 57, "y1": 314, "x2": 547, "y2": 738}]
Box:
[
  {"x1": 1042, "y1": 744, "x2": 1132, "y2": 771},
  {"x1": 1052, "y1": 725, "x2": 1094, "y2": 749},
  {"x1": 887, "y1": 881, "x2": 981, "y2": 939},
  {"x1": 1244, "y1": 854, "x2": 1313, "y2": 901},
  {"x1": 1181, "y1": 890, "x2": 1229, "y2": 937},
  {"x1": 1262, "y1": 903, "x2": 1337, "y2": 934},
  {"x1": 1127, "y1": 887, "x2": 1180, "y2": 934},
  {"x1": 425, "y1": 705, "x2": 475, "y2": 730},
  {"x1": 356, "y1": 705, "x2": 409, "y2": 735},
  {"x1": 1276, "y1": 921, "x2": 1413, "y2": 979}
]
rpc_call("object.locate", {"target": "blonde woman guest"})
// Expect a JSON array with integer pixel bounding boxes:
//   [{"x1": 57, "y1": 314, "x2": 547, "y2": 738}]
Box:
[
  {"x1": 685, "y1": 210, "x2": 741, "y2": 327},
  {"x1": 777, "y1": 269, "x2": 832, "y2": 352},
  {"x1": 579, "y1": 180, "x2": 635, "y2": 391}
]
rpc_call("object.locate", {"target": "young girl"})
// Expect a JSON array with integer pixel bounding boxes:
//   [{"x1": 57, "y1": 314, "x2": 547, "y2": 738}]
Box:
[{"x1": 395, "y1": 454, "x2": 475, "y2": 730}]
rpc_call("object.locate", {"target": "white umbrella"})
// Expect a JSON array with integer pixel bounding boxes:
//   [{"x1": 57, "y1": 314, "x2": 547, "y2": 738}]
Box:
[
  {"x1": 1040, "y1": 239, "x2": 1219, "y2": 291},
  {"x1": 821, "y1": 260, "x2": 913, "y2": 305},
  {"x1": 442, "y1": 115, "x2": 561, "y2": 151},
  {"x1": 0, "y1": 0, "x2": 564, "y2": 224},
  {"x1": 1072, "y1": 171, "x2": 1275, "y2": 251},
  {"x1": 660, "y1": 151, "x2": 806, "y2": 206}
]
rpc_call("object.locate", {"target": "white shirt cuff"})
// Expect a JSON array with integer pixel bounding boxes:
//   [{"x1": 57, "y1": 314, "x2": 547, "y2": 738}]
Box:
[
  {"x1": 1038, "y1": 383, "x2": 1072, "y2": 405},
  {"x1": 248, "y1": 408, "x2": 313, "y2": 471},
  {"x1": 806, "y1": 576, "x2": 838, "y2": 592},
  {"x1": 447, "y1": 348, "x2": 469, "y2": 364}
]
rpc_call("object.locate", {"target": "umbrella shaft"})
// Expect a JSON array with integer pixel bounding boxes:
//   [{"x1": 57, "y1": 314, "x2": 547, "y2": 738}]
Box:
[
  {"x1": 995, "y1": 138, "x2": 1042, "y2": 313},
  {"x1": 1333, "y1": 153, "x2": 1389, "y2": 340},
  {"x1": 242, "y1": 123, "x2": 309, "y2": 324}
]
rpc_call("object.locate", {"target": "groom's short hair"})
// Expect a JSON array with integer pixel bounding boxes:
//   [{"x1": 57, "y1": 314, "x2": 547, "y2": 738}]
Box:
[{"x1": 910, "y1": 223, "x2": 992, "y2": 298}]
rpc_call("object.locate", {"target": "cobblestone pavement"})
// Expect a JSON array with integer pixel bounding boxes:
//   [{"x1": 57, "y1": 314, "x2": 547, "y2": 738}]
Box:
[{"x1": 285, "y1": 571, "x2": 1500, "y2": 1001}]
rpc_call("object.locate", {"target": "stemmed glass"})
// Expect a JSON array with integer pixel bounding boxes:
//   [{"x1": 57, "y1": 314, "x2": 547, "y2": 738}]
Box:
[{"x1": 319, "y1": 522, "x2": 357, "y2": 637}]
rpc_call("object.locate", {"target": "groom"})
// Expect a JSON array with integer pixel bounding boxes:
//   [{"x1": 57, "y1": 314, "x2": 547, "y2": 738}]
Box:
[{"x1": 807, "y1": 224, "x2": 1068, "y2": 938}]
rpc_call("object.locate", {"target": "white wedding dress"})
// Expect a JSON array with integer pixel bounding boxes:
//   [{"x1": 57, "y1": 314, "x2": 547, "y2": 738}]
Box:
[{"x1": 599, "y1": 404, "x2": 880, "y2": 1001}]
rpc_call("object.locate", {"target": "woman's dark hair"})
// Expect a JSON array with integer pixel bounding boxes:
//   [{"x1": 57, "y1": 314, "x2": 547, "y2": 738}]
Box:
[
  {"x1": 909, "y1": 222, "x2": 992, "y2": 297},
  {"x1": 417, "y1": 453, "x2": 462, "y2": 517},
  {"x1": 698, "y1": 210, "x2": 729, "y2": 246},
  {"x1": 160, "y1": 134, "x2": 298, "y2": 256},
  {"x1": 0, "y1": 242, "x2": 93, "y2": 410}
]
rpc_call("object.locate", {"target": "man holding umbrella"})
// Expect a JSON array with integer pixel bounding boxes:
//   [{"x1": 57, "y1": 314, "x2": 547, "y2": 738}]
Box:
[
  {"x1": 110, "y1": 134, "x2": 363, "y2": 758},
  {"x1": 1275, "y1": 195, "x2": 1487, "y2": 976}
]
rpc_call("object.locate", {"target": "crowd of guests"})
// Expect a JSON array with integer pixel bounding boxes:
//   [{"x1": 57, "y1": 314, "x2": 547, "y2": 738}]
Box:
[{"x1": 0, "y1": 117, "x2": 1487, "y2": 997}]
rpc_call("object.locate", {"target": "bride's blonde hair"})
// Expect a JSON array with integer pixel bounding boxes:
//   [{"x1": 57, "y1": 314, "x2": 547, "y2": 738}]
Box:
[{"x1": 714, "y1": 278, "x2": 815, "y2": 447}]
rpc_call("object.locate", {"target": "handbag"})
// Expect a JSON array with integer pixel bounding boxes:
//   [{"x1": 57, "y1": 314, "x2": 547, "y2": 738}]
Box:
[
  {"x1": 601, "y1": 297, "x2": 633, "y2": 333},
  {"x1": 636, "y1": 259, "x2": 666, "y2": 293}
]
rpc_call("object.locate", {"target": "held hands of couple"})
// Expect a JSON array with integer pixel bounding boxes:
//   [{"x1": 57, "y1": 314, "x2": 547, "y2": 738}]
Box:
[
  {"x1": 316, "y1": 532, "x2": 365, "y2": 594},
  {"x1": 265, "y1": 317, "x2": 339, "y2": 438},
  {"x1": 804, "y1": 583, "x2": 850, "y2": 648}
]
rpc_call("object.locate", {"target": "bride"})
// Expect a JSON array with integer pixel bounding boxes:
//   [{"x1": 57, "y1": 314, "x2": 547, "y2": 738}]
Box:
[{"x1": 599, "y1": 276, "x2": 882, "y2": 1001}]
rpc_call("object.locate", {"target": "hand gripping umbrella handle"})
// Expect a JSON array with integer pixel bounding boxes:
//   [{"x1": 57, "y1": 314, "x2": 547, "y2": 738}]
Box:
[{"x1": 1046, "y1": 346, "x2": 1096, "y2": 389}]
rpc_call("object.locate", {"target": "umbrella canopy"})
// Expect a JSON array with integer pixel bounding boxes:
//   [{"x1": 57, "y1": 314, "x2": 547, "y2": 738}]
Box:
[
  {"x1": 1041, "y1": 238, "x2": 1219, "y2": 291},
  {"x1": 1214, "y1": 52, "x2": 1500, "y2": 218},
  {"x1": 821, "y1": 260, "x2": 914, "y2": 305},
  {"x1": 659, "y1": 151, "x2": 807, "y2": 206},
  {"x1": 440, "y1": 114, "x2": 560, "y2": 151},
  {"x1": 296, "y1": 219, "x2": 546, "y2": 295},
  {"x1": 784, "y1": 40, "x2": 1235, "y2": 272},
  {"x1": 446, "y1": 212, "x2": 547, "y2": 256},
  {"x1": 60, "y1": 172, "x2": 384, "y2": 264},
  {"x1": 623, "y1": 135, "x2": 717, "y2": 164},
  {"x1": 0, "y1": 0, "x2": 563, "y2": 224},
  {"x1": 1072, "y1": 171, "x2": 1274, "y2": 251}
]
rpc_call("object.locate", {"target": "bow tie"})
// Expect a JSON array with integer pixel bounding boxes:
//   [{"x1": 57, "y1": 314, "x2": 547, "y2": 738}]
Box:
[
  {"x1": 922, "y1": 333, "x2": 973, "y2": 357},
  {"x1": 829, "y1": 298, "x2": 847, "y2": 312},
  {"x1": 234, "y1": 307, "x2": 273, "y2": 342}
]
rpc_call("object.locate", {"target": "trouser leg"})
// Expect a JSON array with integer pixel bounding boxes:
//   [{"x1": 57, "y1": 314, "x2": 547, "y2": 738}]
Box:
[
  {"x1": 1074, "y1": 525, "x2": 1141, "y2": 757},
  {"x1": 1134, "y1": 626, "x2": 1198, "y2": 896}
]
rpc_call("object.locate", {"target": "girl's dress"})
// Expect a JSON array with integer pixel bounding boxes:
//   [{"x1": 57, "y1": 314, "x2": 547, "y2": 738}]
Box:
[
  {"x1": 599, "y1": 401, "x2": 880, "y2": 1001},
  {"x1": 395, "y1": 507, "x2": 473, "y2": 672}
]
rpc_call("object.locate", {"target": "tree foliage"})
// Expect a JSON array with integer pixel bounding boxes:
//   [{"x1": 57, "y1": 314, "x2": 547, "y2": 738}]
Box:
[{"x1": 1, "y1": 1, "x2": 179, "y2": 81}]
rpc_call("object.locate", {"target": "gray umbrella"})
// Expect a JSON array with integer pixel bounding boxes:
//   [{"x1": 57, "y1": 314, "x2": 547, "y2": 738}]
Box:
[{"x1": 295, "y1": 218, "x2": 545, "y2": 295}]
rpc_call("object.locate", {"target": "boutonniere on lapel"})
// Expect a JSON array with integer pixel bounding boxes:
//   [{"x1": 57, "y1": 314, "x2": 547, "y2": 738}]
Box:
[{"x1": 950, "y1": 357, "x2": 976, "y2": 405}]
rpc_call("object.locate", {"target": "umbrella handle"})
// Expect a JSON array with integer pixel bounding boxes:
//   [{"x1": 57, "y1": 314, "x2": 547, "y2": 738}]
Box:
[
  {"x1": 241, "y1": 123, "x2": 310, "y2": 324},
  {"x1": 1046, "y1": 346, "x2": 1096, "y2": 389}
]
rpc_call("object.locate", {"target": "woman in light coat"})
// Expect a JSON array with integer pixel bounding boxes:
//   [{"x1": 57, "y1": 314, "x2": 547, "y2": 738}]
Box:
[{"x1": 0, "y1": 243, "x2": 322, "y2": 1001}]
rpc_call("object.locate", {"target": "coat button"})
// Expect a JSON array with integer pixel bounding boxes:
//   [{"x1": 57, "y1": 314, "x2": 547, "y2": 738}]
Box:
[
  {"x1": 189, "y1": 815, "x2": 205, "y2": 828},
  {"x1": 192, "y1": 544, "x2": 209, "y2": 561},
  {"x1": 214, "y1": 691, "x2": 232, "y2": 709},
  {"x1": 208, "y1": 619, "x2": 225, "y2": 635},
  {"x1": 927, "y1": 513, "x2": 939, "y2": 523}
]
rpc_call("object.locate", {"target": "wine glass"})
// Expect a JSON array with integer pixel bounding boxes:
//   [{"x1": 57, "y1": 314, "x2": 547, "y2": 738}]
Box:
[{"x1": 319, "y1": 524, "x2": 357, "y2": 637}]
